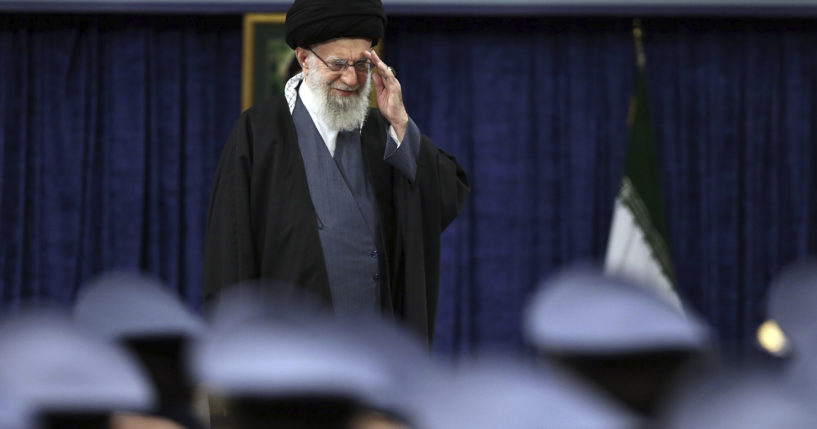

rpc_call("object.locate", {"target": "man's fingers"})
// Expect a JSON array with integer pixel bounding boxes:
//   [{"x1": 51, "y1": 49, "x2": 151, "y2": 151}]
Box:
[
  {"x1": 366, "y1": 50, "x2": 394, "y2": 81},
  {"x1": 372, "y1": 72, "x2": 385, "y2": 92},
  {"x1": 366, "y1": 50, "x2": 384, "y2": 68}
]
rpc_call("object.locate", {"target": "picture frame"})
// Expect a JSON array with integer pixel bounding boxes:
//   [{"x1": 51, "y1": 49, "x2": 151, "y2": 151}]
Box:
[
  {"x1": 242, "y1": 13, "x2": 291, "y2": 112},
  {"x1": 242, "y1": 13, "x2": 384, "y2": 112}
]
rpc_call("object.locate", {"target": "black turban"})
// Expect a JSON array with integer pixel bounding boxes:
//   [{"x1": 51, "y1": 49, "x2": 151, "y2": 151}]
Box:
[{"x1": 285, "y1": 0, "x2": 386, "y2": 49}]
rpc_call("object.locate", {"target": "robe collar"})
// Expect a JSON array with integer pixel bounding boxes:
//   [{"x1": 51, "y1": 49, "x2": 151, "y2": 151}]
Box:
[{"x1": 285, "y1": 72, "x2": 304, "y2": 114}]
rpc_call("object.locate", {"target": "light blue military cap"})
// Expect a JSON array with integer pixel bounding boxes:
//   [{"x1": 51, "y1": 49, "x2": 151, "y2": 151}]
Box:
[
  {"x1": 403, "y1": 357, "x2": 639, "y2": 429},
  {"x1": 0, "y1": 397, "x2": 31, "y2": 429},
  {"x1": 313, "y1": 315, "x2": 443, "y2": 423},
  {"x1": 660, "y1": 366, "x2": 817, "y2": 429},
  {"x1": 193, "y1": 317, "x2": 392, "y2": 401},
  {"x1": 524, "y1": 267, "x2": 710, "y2": 354},
  {"x1": 204, "y1": 280, "x2": 329, "y2": 335},
  {"x1": 74, "y1": 271, "x2": 205, "y2": 340},
  {"x1": 0, "y1": 313, "x2": 154, "y2": 414}
]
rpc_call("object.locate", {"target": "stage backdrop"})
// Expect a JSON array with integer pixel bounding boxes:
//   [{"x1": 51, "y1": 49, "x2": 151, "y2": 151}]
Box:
[
  {"x1": 1, "y1": 15, "x2": 816, "y2": 358},
  {"x1": 0, "y1": 14, "x2": 241, "y2": 310}
]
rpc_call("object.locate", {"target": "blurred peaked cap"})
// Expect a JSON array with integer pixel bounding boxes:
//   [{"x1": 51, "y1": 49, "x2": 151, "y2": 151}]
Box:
[
  {"x1": 524, "y1": 267, "x2": 710, "y2": 354},
  {"x1": 766, "y1": 258, "x2": 817, "y2": 347},
  {"x1": 324, "y1": 315, "x2": 435, "y2": 376},
  {"x1": 74, "y1": 271, "x2": 205, "y2": 340},
  {"x1": 405, "y1": 357, "x2": 638, "y2": 429},
  {"x1": 0, "y1": 313, "x2": 154, "y2": 413},
  {"x1": 205, "y1": 281, "x2": 329, "y2": 334},
  {"x1": 662, "y1": 367, "x2": 817, "y2": 429},
  {"x1": 317, "y1": 315, "x2": 441, "y2": 420},
  {"x1": 0, "y1": 397, "x2": 32, "y2": 429},
  {"x1": 194, "y1": 319, "x2": 392, "y2": 401}
]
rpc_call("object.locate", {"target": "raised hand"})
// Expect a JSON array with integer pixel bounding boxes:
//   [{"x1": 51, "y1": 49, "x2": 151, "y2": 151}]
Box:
[{"x1": 365, "y1": 49, "x2": 409, "y2": 141}]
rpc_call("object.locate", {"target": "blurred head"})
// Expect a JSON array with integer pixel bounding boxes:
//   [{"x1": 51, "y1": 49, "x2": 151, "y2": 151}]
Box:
[
  {"x1": 0, "y1": 312, "x2": 154, "y2": 428},
  {"x1": 73, "y1": 272, "x2": 205, "y2": 428},
  {"x1": 524, "y1": 267, "x2": 714, "y2": 417},
  {"x1": 226, "y1": 396, "x2": 358, "y2": 429},
  {"x1": 38, "y1": 413, "x2": 111, "y2": 429},
  {"x1": 549, "y1": 349, "x2": 707, "y2": 417},
  {"x1": 194, "y1": 318, "x2": 394, "y2": 429},
  {"x1": 121, "y1": 336, "x2": 194, "y2": 404},
  {"x1": 110, "y1": 414, "x2": 186, "y2": 429},
  {"x1": 348, "y1": 411, "x2": 407, "y2": 429}
]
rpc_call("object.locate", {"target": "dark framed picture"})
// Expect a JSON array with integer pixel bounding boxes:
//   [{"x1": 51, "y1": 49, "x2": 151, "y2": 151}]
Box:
[
  {"x1": 242, "y1": 13, "x2": 293, "y2": 112},
  {"x1": 242, "y1": 13, "x2": 384, "y2": 112}
]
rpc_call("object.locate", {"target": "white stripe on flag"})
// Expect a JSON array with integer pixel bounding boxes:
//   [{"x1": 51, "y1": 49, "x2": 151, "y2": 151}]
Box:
[{"x1": 605, "y1": 196, "x2": 683, "y2": 311}]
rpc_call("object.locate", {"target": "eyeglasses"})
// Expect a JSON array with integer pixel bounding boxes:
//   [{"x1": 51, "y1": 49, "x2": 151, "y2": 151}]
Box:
[{"x1": 309, "y1": 48, "x2": 372, "y2": 74}]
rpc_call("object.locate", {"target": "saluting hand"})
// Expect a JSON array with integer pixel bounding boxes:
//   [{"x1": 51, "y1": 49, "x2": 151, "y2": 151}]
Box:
[{"x1": 365, "y1": 50, "x2": 409, "y2": 141}]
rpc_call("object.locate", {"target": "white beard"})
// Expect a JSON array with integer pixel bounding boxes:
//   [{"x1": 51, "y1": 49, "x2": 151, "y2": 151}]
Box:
[{"x1": 306, "y1": 68, "x2": 372, "y2": 132}]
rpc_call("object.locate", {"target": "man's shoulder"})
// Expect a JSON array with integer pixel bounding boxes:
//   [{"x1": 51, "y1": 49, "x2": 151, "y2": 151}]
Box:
[
  {"x1": 243, "y1": 95, "x2": 290, "y2": 124},
  {"x1": 233, "y1": 95, "x2": 294, "y2": 143}
]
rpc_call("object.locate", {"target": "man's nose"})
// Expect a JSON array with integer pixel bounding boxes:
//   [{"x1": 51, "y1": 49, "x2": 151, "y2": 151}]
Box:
[{"x1": 339, "y1": 65, "x2": 359, "y2": 87}]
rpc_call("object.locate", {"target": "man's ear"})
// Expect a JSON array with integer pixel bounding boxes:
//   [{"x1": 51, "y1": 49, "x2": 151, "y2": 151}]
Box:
[{"x1": 295, "y1": 47, "x2": 310, "y2": 73}]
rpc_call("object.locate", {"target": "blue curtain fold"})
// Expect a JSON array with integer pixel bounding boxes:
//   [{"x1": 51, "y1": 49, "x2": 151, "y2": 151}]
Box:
[
  {"x1": 2, "y1": 14, "x2": 816, "y2": 359},
  {"x1": 643, "y1": 19, "x2": 817, "y2": 354},
  {"x1": 385, "y1": 18, "x2": 635, "y2": 356},
  {"x1": 385, "y1": 17, "x2": 817, "y2": 358},
  {"x1": 0, "y1": 14, "x2": 241, "y2": 310}
]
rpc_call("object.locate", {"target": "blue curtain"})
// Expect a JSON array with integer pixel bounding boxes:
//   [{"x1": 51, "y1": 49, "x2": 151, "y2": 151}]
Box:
[
  {"x1": 385, "y1": 17, "x2": 817, "y2": 357},
  {"x1": 644, "y1": 19, "x2": 817, "y2": 355},
  {"x1": 0, "y1": 14, "x2": 241, "y2": 310},
  {"x1": 2, "y1": 14, "x2": 816, "y2": 359},
  {"x1": 385, "y1": 18, "x2": 635, "y2": 356}
]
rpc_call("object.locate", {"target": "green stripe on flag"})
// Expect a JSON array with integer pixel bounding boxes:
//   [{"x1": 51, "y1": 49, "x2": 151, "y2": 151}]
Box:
[{"x1": 620, "y1": 56, "x2": 676, "y2": 284}]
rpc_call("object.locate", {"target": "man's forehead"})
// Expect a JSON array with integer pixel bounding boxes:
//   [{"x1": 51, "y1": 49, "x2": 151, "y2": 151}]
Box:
[{"x1": 314, "y1": 38, "x2": 372, "y2": 57}]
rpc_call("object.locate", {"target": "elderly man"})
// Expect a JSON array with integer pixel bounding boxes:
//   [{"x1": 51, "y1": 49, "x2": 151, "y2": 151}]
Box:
[{"x1": 203, "y1": 0, "x2": 469, "y2": 343}]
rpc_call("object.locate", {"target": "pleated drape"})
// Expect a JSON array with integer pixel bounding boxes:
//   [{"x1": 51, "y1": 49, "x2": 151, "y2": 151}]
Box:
[
  {"x1": 0, "y1": 14, "x2": 241, "y2": 310},
  {"x1": 2, "y1": 15, "x2": 816, "y2": 359}
]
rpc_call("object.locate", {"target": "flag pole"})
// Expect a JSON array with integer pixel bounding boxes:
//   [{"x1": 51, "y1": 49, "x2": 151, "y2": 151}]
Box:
[{"x1": 633, "y1": 19, "x2": 646, "y2": 69}]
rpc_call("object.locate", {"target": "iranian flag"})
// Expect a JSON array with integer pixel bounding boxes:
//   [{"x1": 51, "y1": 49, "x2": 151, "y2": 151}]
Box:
[{"x1": 604, "y1": 50, "x2": 683, "y2": 311}]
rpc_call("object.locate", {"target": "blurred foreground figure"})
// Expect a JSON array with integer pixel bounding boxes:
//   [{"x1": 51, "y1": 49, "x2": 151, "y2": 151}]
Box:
[
  {"x1": 317, "y1": 315, "x2": 446, "y2": 429},
  {"x1": 402, "y1": 357, "x2": 638, "y2": 429},
  {"x1": 524, "y1": 267, "x2": 712, "y2": 419},
  {"x1": 0, "y1": 313, "x2": 154, "y2": 429},
  {"x1": 205, "y1": 281, "x2": 328, "y2": 334},
  {"x1": 659, "y1": 366, "x2": 817, "y2": 429},
  {"x1": 74, "y1": 272, "x2": 207, "y2": 429},
  {"x1": 204, "y1": 284, "x2": 423, "y2": 429},
  {"x1": 194, "y1": 312, "x2": 396, "y2": 429}
]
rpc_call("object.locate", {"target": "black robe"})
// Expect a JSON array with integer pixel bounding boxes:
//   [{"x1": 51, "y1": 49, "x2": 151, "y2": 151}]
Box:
[{"x1": 203, "y1": 95, "x2": 469, "y2": 343}]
